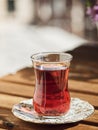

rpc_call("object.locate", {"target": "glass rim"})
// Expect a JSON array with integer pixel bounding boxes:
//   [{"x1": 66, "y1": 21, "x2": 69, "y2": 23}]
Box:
[{"x1": 31, "y1": 52, "x2": 73, "y2": 63}]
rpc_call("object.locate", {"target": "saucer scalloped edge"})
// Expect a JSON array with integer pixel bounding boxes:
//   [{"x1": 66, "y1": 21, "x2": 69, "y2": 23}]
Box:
[{"x1": 12, "y1": 98, "x2": 94, "y2": 124}]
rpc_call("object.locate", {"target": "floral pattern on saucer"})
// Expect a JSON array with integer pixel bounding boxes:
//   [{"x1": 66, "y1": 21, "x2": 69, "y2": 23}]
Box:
[{"x1": 12, "y1": 98, "x2": 94, "y2": 124}]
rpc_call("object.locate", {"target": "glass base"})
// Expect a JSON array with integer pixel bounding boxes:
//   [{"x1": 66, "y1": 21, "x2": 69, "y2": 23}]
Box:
[
  {"x1": 34, "y1": 110, "x2": 69, "y2": 119},
  {"x1": 35, "y1": 114, "x2": 66, "y2": 119}
]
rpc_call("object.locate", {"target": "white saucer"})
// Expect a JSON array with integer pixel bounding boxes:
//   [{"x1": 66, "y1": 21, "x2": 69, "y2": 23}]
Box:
[{"x1": 12, "y1": 98, "x2": 94, "y2": 124}]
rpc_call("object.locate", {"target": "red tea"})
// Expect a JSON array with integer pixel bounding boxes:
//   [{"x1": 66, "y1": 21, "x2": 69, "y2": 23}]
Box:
[{"x1": 33, "y1": 64, "x2": 70, "y2": 116}]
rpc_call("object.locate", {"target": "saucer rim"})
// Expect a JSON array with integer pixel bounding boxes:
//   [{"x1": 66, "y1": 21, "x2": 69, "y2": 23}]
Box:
[{"x1": 12, "y1": 97, "x2": 94, "y2": 124}]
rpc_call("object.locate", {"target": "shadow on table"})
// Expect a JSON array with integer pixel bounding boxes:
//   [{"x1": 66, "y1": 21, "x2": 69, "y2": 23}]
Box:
[
  {"x1": 67, "y1": 44, "x2": 98, "y2": 83},
  {"x1": 80, "y1": 120, "x2": 98, "y2": 127},
  {"x1": 21, "y1": 121, "x2": 79, "y2": 130}
]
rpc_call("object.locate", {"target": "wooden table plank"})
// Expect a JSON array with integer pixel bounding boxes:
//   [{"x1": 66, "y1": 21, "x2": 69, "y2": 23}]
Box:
[
  {"x1": 0, "y1": 81, "x2": 34, "y2": 98},
  {"x1": 0, "y1": 94, "x2": 28, "y2": 109},
  {"x1": 0, "y1": 68, "x2": 34, "y2": 85}
]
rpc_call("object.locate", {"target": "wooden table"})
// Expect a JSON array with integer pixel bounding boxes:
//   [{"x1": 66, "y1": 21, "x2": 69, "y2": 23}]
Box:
[{"x1": 0, "y1": 45, "x2": 98, "y2": 130}]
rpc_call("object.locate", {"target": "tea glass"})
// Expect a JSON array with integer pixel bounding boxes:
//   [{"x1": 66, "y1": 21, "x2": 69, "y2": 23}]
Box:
[{"x1": 31, "y1": 52, "x2": 72, "y2": 118}]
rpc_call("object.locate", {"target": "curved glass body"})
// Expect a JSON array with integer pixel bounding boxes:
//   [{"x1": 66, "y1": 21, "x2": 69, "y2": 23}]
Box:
[{"x1": 31, "y1": 52, "x2": 72, "y2": 117}]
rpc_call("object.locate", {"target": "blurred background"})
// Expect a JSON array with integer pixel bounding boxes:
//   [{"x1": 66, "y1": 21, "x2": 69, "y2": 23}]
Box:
[{"x1": 0, "y1": 0, "x2": 98, "y2": 77}]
